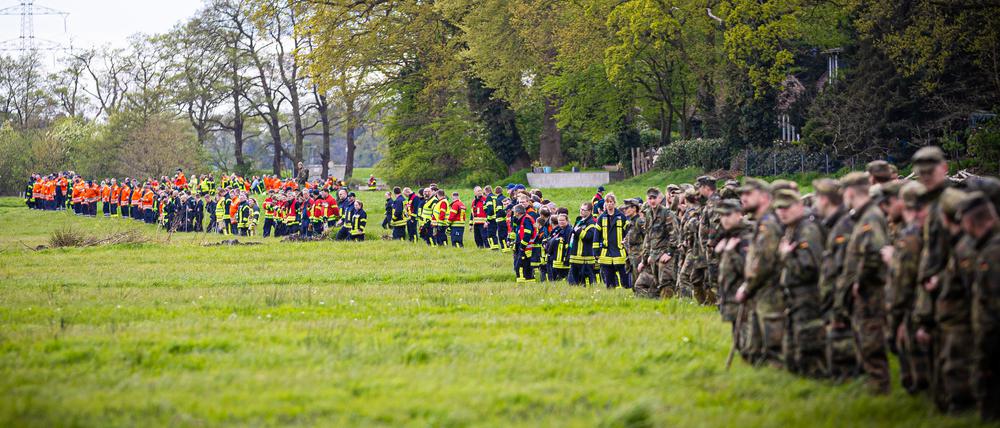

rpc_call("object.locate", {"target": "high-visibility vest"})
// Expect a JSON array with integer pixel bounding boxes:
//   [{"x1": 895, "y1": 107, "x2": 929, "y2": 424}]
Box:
[{"x1": 597, "y1": 210, "x2": 627, "y2": 265}]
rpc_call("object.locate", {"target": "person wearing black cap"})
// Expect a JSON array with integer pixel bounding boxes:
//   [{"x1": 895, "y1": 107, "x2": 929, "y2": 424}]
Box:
[{"x1": 592, "y1": 186, "x2": 606, "y2": 215}]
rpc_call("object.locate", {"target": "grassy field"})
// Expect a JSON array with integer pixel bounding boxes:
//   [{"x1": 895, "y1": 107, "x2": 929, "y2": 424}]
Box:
[{"x1": 0, "y1": 174, "x2": 991, "y2": 427}]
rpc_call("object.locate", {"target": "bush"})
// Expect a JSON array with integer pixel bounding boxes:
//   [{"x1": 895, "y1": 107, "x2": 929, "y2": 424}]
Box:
[{"x1": 654, "y1": 139, "x2": 730, "y2": 171}]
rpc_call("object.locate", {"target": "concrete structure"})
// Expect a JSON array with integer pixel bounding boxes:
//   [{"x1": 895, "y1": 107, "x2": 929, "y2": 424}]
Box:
[
  {"x1": 527, "y1": 171, "x2": 617, "y2": 189},
  {"x1": 305, "y1": 164, "x2": 346, "y2": 179}
]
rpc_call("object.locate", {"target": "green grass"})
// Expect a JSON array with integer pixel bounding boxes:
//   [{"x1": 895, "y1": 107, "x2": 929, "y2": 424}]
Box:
[{"x1": 0, "y1": 174, "x2": 992, "y2": 427}]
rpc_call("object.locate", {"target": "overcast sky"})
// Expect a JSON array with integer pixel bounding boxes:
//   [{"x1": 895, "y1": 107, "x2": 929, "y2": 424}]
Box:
[{"x1": 0, "y1": 0, "x2": 204, "y2": 51}]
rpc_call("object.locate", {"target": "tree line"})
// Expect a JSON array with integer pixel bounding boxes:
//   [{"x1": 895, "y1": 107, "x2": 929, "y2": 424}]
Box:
[
  {"x1": 0, "y1": 0, "x2": 379, "y2": 194},
  {"x1": 297, "y1": 0, "x2": 1000, "y2": 184}
]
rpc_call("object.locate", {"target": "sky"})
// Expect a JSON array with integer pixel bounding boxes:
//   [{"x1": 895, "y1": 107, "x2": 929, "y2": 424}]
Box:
[{"x1": 0, "y1": 0, "x2": 204, "y2": 52}]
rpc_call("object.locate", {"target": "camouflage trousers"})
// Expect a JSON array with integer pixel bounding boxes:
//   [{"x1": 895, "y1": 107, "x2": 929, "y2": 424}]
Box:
[
  {"x1": 933, "y1": 326, "x2": 975, "y2": 413},
  {"x1": 737, "y1": 301, "x2": 761, "y2": 363},
  {"x1": 826, "y1": 316, "x2": 859, "y2": 381},
  {"x1": 975, "y1": 349, "x2": 1000, "y2": 421},
  {"x1": 783, "y1": 286, "x2": 826, "y2": 378},
  {"x1": 705, "y1": 262, "x2": 719, "y2": 306},
  {"x1": 756, "y1": 309, "x2": 785, "y2": 368},
  {"x1": 634, "y1": 258, "x2": 676, "y2": 299},
  {"x1": 852, "y1": 295, "x2": 890, "y2": 394},
  {"x1": 677, "y1": 253, "x2": 707, "y2": 303},
  {"x1": 897, "y1": 317, "x2": 931, "y2": 394}
]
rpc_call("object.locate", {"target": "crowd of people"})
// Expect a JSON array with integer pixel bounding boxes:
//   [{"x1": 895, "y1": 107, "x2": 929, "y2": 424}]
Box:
[
  {"x1": 24, "y1": 167, "x2": 372, "y2": 241},
  {"x1": 20, "y1": 146, "x2": 998, "y2": 421}
]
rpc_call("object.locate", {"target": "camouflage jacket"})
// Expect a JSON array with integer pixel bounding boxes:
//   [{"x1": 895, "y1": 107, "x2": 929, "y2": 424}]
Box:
[
  {"x1": 624, "y1": 213, "x2": 646, "y2": 264},
  {"x1": 819, "y1": 207, "x2": 854, "y2": 318},
  {"x1": 744, "y1": 210, "x2": 785, "y2": 315},
  {"x1": 640, "y1": 204, "x2": 679, "y2": 264},
  {"x1": 932, "y1": 234, "x2": 977, "y2": 329},
  {"x1": 779, "y1": 216, "x2": 824, "y2": 296},
  {"x1": 719, "y1": 219, "x2": 753, "y2": 321},
  {"x1": 840, "y1": 201, "x2": 888, "y2": 310},
  {"x1": 972, "y1": 226, "x2": 1000, "y2": 366},
  {"x1": 918, "y1": 183, "x2": 951, "y2": 285},
  {"x1": 681, "y1": 205, "x2": 705, "y2": 267},
  {"x1": 698, "y1": 193, "x2": 722, "y2": 265},
  {"x1": 887, "y1": 222, "x2": 923, "y2": 331}
]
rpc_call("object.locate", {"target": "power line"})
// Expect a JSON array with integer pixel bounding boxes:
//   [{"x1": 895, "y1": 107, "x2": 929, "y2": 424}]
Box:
[{"x1": 0, "y1": 1, "x2": 70, "y2": 53}]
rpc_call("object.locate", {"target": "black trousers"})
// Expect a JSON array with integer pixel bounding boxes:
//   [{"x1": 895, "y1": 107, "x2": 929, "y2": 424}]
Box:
[
  {"x1": 473, "y1": 223, "x2": 486, "y2": 248},
  {"x1": 599, "y1": 264, "x2": 630, "y2": 288},
  {"x1": 392, "y1": 225, "x2": 406, "y2": 240}
]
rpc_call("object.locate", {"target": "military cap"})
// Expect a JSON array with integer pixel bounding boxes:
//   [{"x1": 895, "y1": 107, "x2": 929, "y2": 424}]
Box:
[
  {"x1": 737, "y1": 177, "x2": 771, "y2": 194},
  {"x1": 725, "y1": 179, "x2": 739, "y2": 188},
  {"x1": 696, "y1": 175, "x2": 718, "y2": 188},
  {"x1": 900, "y1": 181, "x2": 927, "y2": 209},
  {"x1": 956, "y1": 191, "x2": 992, "y2": 222},
  {"x1": 962, "y1": 176, "x2": 1000, "y2": 209},
  {"x1": 912, "y1": 146, "x2": 946, "y2": 164},
  {"x1": 866, "y1": 160, "x2": 895, "y2": 181},
  {"x1": 840, "y1": 171, "x2": 870, "y2": 188},
  {"x1": 770, "y1": 179, "x2": 799, "y2": 193},
  {"x1": 772, "y1": 188, "x2": 802, "y2": 209},
  {"x1": 812, "y1": 178, "x2": 842, "y2": 198},
  {"x1": 881, "y1": 180, "x2": 906, "y2": 198},
  {"x1": 666, "y1": 184, "x2": 680, "y2": 193},
  {"x1": 939, "y1": 188, "x2": 967, "y2": 223},
  {"x1": 646, "y1": 187, "x2": 662, "y2": 197},
  {"x1": 714, "y1": 199, "x2": 742, "y2": 215},
  {"x1": 684, "y1": 187, "x2": 700, "y2": 201},
  {"x1": 623, "y1": 198, "x2": 642, "y2": 208}
]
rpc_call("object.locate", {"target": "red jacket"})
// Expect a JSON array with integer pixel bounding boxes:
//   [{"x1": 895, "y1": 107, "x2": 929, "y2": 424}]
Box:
[{"x1": 448, "y1": 199, "x2": 467, "y2": 223}]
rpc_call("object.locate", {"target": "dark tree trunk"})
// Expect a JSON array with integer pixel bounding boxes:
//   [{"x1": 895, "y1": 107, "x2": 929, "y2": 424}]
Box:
[
  {"x1": 539, "y1": 95, "x2": 563, "y2": 167},
  {"x1": 343, "y1": 95, "x2": 356, "y2": 182},
  {"x1": 318, "y1": 94, "x2": 331, "y2": 179}
]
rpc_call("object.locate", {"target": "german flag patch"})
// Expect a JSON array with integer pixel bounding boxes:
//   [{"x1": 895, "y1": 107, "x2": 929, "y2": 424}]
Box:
[
  {"x1": 799, "y1": 242, "x2": 809, "y2": 249},
  {"x1": 983, "y1": 263, "x2": 991, "y2": 271},
  {"x1": 861, "y1": 224, "x2": 872, "y2": 233},
  {"x1": 834, "y1": 236, "x2": 846, "y2": 244}
]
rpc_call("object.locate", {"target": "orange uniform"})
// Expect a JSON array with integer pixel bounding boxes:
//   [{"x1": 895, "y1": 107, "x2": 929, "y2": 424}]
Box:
[
  {"x1": 141, "y1": 189, "x2": 154, "y2": 209},
  {"x1": 229, "y1": 196, "x2": 239, "y2": 220},
  {"x1": 101, "y1": 184, "x2": 111, "y2": 203},
  {"x1": 120, "y1": 186, "x2": 131, "y2": 206},
  {"x1": 111, "y1": 185, "x2": 120, "y2": 202}
]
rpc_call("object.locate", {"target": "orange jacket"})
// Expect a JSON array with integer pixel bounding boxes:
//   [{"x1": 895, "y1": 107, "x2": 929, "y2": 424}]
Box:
[
  {"x1": 85, "y1": 185, "x2": 99, "y2": 203},
  {"x1": 229, "y1": 196, "x2": 239, "y2": 220},
  {"x1": 131, "y1": 187, "x2": 142, "y2": 205},
  {"x1": 57, "y1": 177, "x2": 67, "y2": 194},
  {"x1": 175, "y1": 173, "x2": 187, "y2": 187},
  {"x1": 111, "y1": 185, "x2": 120, "y2": 202},
  {"x1": 120, "y1": 186, "x2": 131, "y2": 205},
  {"x1": 101, "y1": 185, "x2": 111, "y2": 202},
  {"x1": 43, "y1": 180, "x2": 55, "y2": 200},
  {"x1": 141, "y1": 189, "x2": 154, "y2": 209}
]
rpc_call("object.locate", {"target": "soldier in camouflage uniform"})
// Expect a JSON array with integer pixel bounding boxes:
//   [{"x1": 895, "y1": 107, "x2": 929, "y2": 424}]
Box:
[
  {"x1": 773, "y1": 188, "x2": 827, "y2": 377},
  {"x1": 622, "y1": 198, "x2": 645, "y2": 290},
  {"x1": 915, "y1": 188, "x2": 975, "y2": 412},
  {"x1": 635, "y1": 187, "x2": 680, "y2": 298},
  {"x1": 911, "y1": 146, "x2": 952, "y2": 401},
  {"x1": 812, "y1": 178, "x2": 860, "y2": 380},
  {"x1": 957, "y1": 192, "x2": 1000, "y2": 422},
  {"x1": 678, "y1": 188, "x2": 706, "y2": 301},
  {"x1": 887, "y1": 181, "x2": 932, "y2": 394},
  {"x1": 715, "y1": 199, "x2": 754, "y2": 361},
  {"x1": 838, "y1": 172, "x2": 891, "y2": 394},
  {"x1": 735, "y1": 178, "x2": 784, "y2": 368},
  {"x1": 697, "y1": 176, "x2": 723, "y2": 306}
]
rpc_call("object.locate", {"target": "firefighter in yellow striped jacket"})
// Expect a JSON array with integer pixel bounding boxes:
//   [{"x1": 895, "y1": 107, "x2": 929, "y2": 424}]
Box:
[
  {"x1": 596, "y1": 193, "x2": 629, "y2": 289},
  {"x1": 568, "y1": 202, "x2": 601, "y2": 286}
]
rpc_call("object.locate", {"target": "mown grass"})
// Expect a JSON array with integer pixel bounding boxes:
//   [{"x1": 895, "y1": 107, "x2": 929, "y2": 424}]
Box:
[{"x1": 0, "y1": 172, "x2": 991, "y2": 427}]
